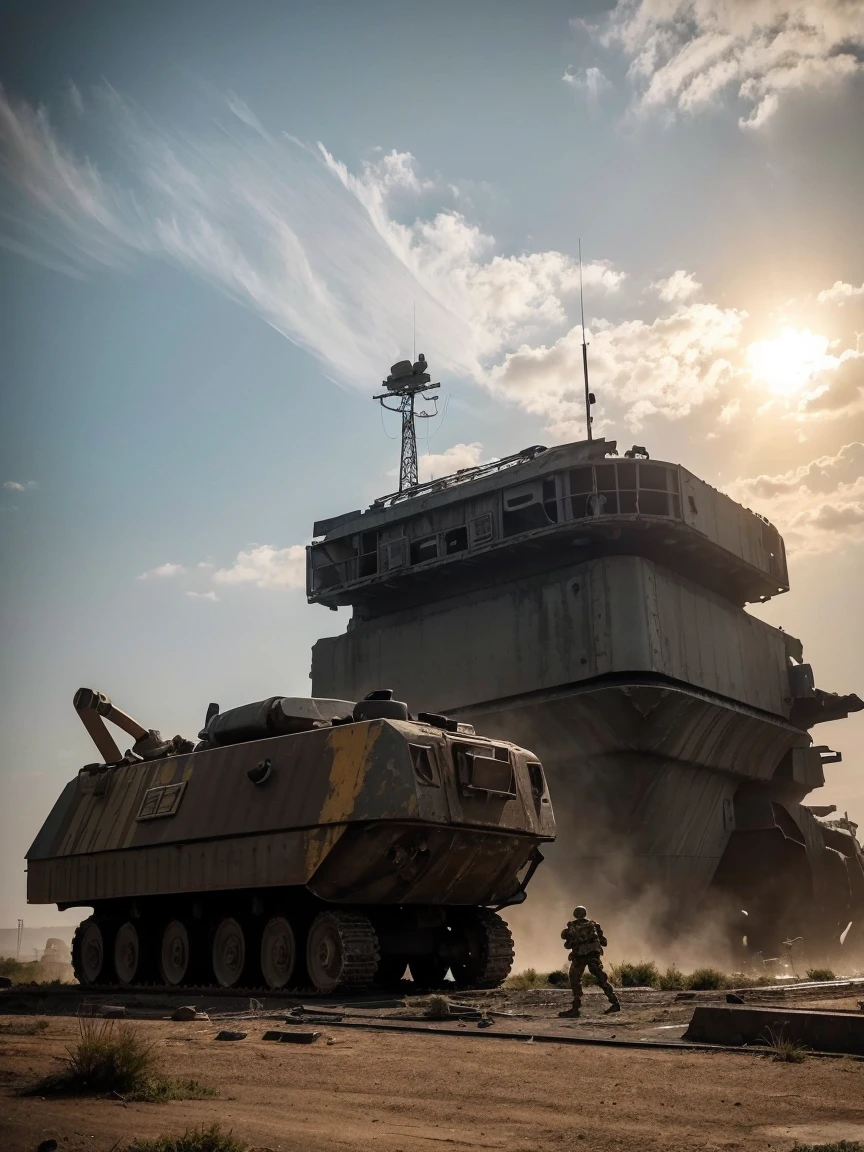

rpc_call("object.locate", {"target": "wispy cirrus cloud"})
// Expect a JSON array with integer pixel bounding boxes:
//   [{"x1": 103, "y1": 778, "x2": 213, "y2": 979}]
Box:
[
  {"x1": 3, "y1": 479, "x2": 37, "y2": 492},
  {"x1": 586, "y1": 1, "x2": 864, "y2": 129},
  {"x1": 0, "y1": 85, "x2": 624, "y2": 404},
  {"x1": 562, "y1": 66, "x2": 612, "y2": 101},
  {"x1": 4, "y1": 83, "x2": 859, "y2": 444}
]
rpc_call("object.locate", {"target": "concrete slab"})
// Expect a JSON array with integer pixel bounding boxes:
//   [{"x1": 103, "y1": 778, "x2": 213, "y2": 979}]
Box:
[{"x1": 684, "y1": 1004, "x2": 864, "y2": 1054}]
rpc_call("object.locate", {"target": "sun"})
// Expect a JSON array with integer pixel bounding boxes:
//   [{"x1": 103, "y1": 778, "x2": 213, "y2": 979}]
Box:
[{"x1": 746, "y1": 326, "x2": 835, "y2": 396}]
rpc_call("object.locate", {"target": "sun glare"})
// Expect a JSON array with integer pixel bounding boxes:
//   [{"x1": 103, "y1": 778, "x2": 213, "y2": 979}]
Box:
[{"x1": 746, "y1": 326, "x2": 834, "y2": 396}]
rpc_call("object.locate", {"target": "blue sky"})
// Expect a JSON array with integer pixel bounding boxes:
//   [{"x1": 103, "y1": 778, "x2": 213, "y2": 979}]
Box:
[{"x1": 2, "y1": 0, "x2": 864, "y2": 926}]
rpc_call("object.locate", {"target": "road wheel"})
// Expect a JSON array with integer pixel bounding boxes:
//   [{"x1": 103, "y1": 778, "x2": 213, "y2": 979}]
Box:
[
  {"x1": 306, "y1": 911, "x2": 379, "y2": 994},
  {"x1": 160, "y1": 919, "x2": 191, "y2": 986},
  {"x1": 449, "y1": 909, "x2": 514, "y2": 989},
  {"x1": 113, "y1": 922, "x2": 143, "y2": 986},
  {"x1": 72, "y1": 917, "x2": 108, "y2": 985},
  {"x1": 212, "y1": 917, "x2": 247, "y2": 988},
  {"x1": 408, "y1": 956, "x2": 450, "y2": 988},
  {"x1": 260, "y1": 916, "x2": 296, "y2": 990}
]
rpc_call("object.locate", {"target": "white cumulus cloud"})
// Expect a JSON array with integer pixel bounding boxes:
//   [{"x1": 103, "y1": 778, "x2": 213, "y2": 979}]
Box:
[
  {"x1": 3, "y1": 479, "x2": 37, "y2": 491},
  {"x1": 136, "y1": 562, "x2": 185, "y2": 580},
  {"x1": 651, "y1": 270, "x2": 702, "y2": 303},
  {"x1": 818, "y1": 279, "x2": 864, "y2": 305},
  {"x1": 729, "y1": 442, "x2": 864, "y2": 553},
  {"x1": 186, "y1": 590, "x2": 219, "y2": 602},
  {"x1": 595, "y1": 1, "x2": 864, "y2": 129},
  {"x1": 489, "y1": 301, "x2": 744, "y2": 434},
  {"x1": 418, "y1": 442, "x2": 486, "y2": 483},
  {"x1": 212, "y1": 544, "x2": 307, "y2": 590}
]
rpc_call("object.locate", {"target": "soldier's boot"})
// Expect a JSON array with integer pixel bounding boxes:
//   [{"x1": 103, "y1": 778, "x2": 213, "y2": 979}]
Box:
[
  {"x1": 603, "y1": 1001, "x2": 621, "y2": 1014},
  {"x1": 558, "y1": 1001, "x2": 581, "y2": 1018}
]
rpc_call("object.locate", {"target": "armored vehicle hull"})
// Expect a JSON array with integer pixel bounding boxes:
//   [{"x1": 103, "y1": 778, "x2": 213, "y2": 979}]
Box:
[
  {"x1": 27, "y1": 693, "x2": 554, "y2": 992},
  {"x1": 309, "y1": 439, "x2": 864, "y2": 965}
]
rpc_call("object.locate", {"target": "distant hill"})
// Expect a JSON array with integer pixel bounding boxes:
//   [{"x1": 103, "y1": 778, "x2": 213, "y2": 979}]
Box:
[{"x1": 0, "y1": 925, "x2": 78, "y2": 960}]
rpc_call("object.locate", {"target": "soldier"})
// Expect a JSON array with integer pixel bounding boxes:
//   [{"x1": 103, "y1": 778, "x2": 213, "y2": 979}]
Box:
[{"x1": 558, "y1": 905, "x2": 620, "y2": 1018}]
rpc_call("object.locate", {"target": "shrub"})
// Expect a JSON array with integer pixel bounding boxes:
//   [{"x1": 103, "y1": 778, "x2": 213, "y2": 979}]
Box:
[
  {"x1": 610, "y1": 961, "x2": 660, "y2": 988},
  {"x1": 764, "y1": 1025, "x2": 808, "y2": 1063},
  {"x1": 658, "y1": 965, "x2": 687, "y2": 991},
  {"x1": 505, "y1": 968, "x2": 548, "y2": 990},
  {"x1": 123, "y1": 1126, "x2": 245, "y2": 1152},
  {"x1": 0, "y1": 1019, "x2": 49, "y2": 1036},
  {"x1": 686, "y1": 967, "x2": 727, "y2": 990},
  {"x1": 29, "y1": 1017, "x2": 214, "y2": 1100},
  {"x1": 546, "y1": 969, "x2": 569, "y2": 987},
  {"x1": 0, "y1": 957, "x2": 72, "y2": 985},
  {"x1": 805, "y1": 967, "x2": 836, "y2": 982}
]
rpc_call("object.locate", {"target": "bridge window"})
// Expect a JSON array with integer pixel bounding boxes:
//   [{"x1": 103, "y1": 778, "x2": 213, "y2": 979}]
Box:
[
  {"x1": 358, "y1": 531, "x2": 378, "y2": 578},
  {"x1": 410, "y1": 535, "x2": 439, "y2": 565},
  {"x1": 444, "y1": 526, "x2": 468, "y2": 554},
  {"x1": 567, "y1": 463, "x2": 682, "y2": 520}
]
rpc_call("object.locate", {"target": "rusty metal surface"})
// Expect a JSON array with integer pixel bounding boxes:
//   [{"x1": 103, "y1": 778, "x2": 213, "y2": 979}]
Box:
[{"x1": 27, "y1": 718, "x2": 554, "y2": 908}]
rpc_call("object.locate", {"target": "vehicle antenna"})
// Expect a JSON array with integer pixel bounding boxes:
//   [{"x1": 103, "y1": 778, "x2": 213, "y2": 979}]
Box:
[
  {"x1": 413, "y1": 302, "x2": 416, "y2": 363},
  {"x1": 579, "y1": 239, "x2": 594, "y2": 442}
]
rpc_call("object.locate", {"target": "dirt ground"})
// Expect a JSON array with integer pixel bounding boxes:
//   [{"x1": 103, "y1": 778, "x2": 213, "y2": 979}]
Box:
[{"x1": 3, "y1": 1002, "x2": 864, "y2": 1152}]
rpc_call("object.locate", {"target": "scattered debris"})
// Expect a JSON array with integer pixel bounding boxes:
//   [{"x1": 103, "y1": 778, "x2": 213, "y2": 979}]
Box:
[
  {"x1": 214, "y1": 1030, "x2": 247, "y2": 1042},
  {"x1": 37, "y1": 1140, "x2": 57, "y2": 1152},
  {"x1": 171, "y1": 1007, "x2": 210, "y2": 1022},
  {"x1": 262, "y1": 1029, "x2": 320, "y2": 1044},
  {"x1": 726, "y1": 994, "x2": 745, "y2": 1004}
]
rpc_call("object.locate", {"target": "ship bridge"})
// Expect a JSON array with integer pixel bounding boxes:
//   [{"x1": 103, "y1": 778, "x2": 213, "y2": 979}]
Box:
[{"x1": 307, "y1": 438, "x2": 788, "y2": 615}]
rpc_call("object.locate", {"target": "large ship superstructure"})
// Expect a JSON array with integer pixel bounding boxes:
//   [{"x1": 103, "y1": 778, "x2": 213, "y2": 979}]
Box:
[{"x1": 308, "y1": 419, "x2": 864, "y2": 960}]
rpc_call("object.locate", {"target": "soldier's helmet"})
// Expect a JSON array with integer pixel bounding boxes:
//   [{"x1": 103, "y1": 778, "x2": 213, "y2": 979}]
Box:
[{"x1": 573, "y1": 906, "x2": 587, "y2": 919}]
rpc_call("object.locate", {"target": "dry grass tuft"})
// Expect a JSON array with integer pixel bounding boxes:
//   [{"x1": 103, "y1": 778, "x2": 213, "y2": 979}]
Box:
[
  {"x1": 505, "y1": 968, "x2": 549, "y2": 990},
  {"x1": 424, "y1": 994, "x2": 452, "y2": 1019},
  {"x1": 764, "y1": 1025, "x2": 808, "y2": 1063},
  {"x1": 27, "y1": 1017, "x2": 215, "y2": 1100},
  {"x1": 123, "y1": 1125, "x2": 245, "y2": 1152}
]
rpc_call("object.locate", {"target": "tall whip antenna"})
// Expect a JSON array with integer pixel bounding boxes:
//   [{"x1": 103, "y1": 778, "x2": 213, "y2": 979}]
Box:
[{"x1": 579, "y1": 239, "x2": 594, "y2": 442}]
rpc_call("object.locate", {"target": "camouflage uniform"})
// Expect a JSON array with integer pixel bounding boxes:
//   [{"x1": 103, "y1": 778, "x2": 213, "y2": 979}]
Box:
[{"x1": 558, "y1": 907, "x2": 620, "y2": 1018}]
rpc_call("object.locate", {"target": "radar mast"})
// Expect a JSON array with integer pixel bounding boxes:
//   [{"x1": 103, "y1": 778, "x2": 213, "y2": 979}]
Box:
[{"x1": 374, "y1": 354, "x2": 440, "y2": 491}]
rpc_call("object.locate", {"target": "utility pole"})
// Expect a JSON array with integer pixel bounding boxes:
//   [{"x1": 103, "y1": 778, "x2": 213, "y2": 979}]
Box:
[
  {"x1": 16, "y1": 919, "x2": 23, "y2": 962},
  {"x1": 375, "y1": 354, "x2": 440, "y2": 492}
]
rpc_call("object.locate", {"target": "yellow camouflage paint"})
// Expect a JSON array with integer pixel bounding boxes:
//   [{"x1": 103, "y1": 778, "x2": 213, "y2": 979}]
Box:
[{"x1": 318, "y1": 721, "x2": 383, "y2": 824}]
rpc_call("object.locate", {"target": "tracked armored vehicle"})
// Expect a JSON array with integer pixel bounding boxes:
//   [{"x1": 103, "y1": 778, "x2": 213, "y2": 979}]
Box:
[
  {"x1": 309, "y1": 423, "x2": 864, "y2": 964},
  {"x1": 27, "y1": 688, "x2": 554, "y2": 991}
]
